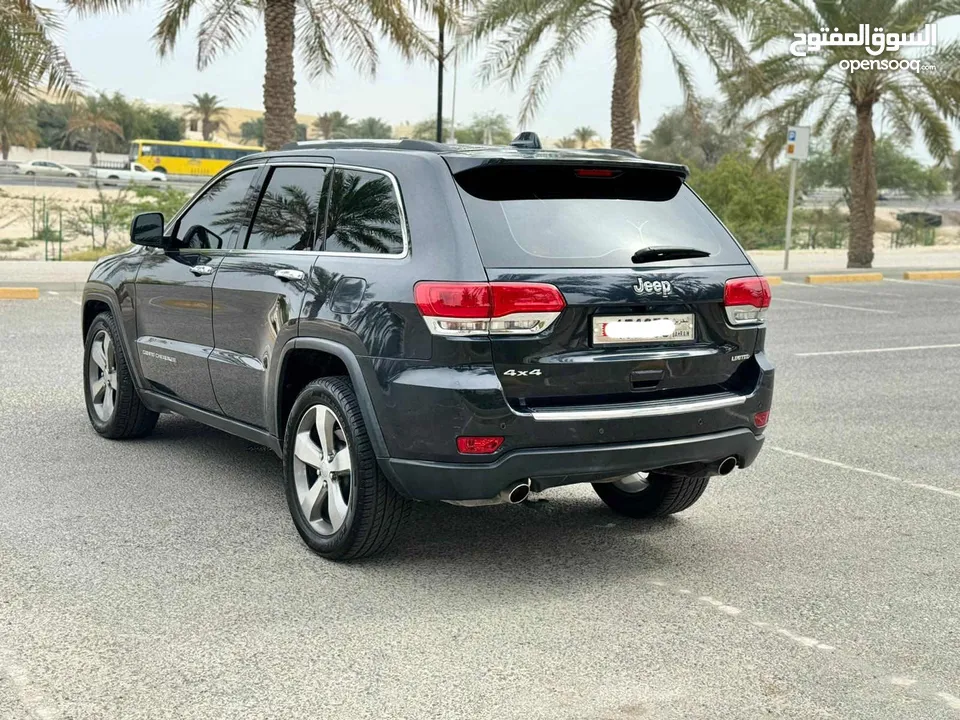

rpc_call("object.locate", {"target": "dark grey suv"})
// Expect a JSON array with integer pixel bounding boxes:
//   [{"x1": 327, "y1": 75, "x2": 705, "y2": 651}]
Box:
[{"x1": 81, "y1": 136, "x2": 774, "y2": 560}]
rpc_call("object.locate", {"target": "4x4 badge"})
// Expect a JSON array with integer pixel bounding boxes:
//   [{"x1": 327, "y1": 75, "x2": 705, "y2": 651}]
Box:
[{"x1": 634, "y1": 279, "x2": 672, "y2": 297}]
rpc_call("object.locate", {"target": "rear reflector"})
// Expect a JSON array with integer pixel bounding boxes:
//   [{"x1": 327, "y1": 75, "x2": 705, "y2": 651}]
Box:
[
  {"x1": 724, "y1": 277, "x2": 771, "y2": 325},
  {"x1": 754, "y1": 410, "x2": 770, "y2": 428},
  {"x1": 457, "y1": 436, "x2": 504, "y2": 454},
  {"x1": 415, "y1": 281, "x2": 565, "y2": 336}
]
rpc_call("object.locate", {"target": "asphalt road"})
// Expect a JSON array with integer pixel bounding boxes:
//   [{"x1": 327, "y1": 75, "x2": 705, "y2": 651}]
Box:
[
  {"x1": 0, "y1": 174, "x2": 204, "y2": 191},
  {"x1": 2, "y1": 280, "x2": 960, "y2": 719}
]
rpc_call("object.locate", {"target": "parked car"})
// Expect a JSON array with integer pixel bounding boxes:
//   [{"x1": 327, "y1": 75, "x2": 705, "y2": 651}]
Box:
[
  {"x1": 17, "y1": 160, "x2": 80, "y2": 177},
  {"x1": 80, "y1": 134, "x2": 775, "y2": 560},
  {"x1": 86, "y1": 162, "x2": 166, "y2": 184}
]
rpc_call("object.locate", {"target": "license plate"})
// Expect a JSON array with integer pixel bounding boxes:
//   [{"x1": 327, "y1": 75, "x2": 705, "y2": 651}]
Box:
[{"x1": 593, "y1": 314, "x2": 695, "y2": 345}]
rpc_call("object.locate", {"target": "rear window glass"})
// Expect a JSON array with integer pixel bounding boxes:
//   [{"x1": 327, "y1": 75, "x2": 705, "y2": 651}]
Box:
[{"x1": 453, "y1": 164, "x2": 746, "y2": 268}]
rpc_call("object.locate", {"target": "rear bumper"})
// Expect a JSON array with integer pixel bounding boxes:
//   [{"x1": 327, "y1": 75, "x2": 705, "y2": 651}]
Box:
[{"x1": 383, "y1": 427, "x2": 764, "y2": 501}]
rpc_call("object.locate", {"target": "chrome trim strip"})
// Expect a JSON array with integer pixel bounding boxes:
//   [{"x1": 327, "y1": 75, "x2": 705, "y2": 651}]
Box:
[{"x1": 527, "y1": 394, "x2": 746, "y2": 422}]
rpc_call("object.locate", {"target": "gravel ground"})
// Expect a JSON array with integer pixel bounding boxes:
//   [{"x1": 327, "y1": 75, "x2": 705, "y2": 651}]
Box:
[{"x1": 1, "y1": 280, "x2": 959, "y2": 719}]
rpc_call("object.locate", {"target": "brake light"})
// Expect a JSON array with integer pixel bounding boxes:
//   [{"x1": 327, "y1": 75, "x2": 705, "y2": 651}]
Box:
[
  {"x1": 754, "y1": 410, "x2": 770, "y2": 428},
  {"x1": 574, "y1": 168, "x2": 618, "y2": 178},
  {"x1": 457, "y1": 436, "x2": 504, "y2": 454},
  {"x1": 415, "y1": 282, "x2": 565, "y2": 336},
  {"x1": 724, "y1": 277, "x2": 771, "y2": 325}
]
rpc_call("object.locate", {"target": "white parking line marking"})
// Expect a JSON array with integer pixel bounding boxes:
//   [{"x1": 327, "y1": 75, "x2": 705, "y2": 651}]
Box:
[
  {"x1": 796, "y1": 343, "x2": 960, "y2": 357},
  {"x1": 781, "y1": 281, "x2": 904, "y2": 297},
  {"x1": 890, "y1": 677, "x2": 918, "y2": 687},
  {"x1": 774, "y1": 297, "x2": 895, "y2": 314},
  {"x1": 937, "y1": 692, "x2": 960, "y2": 710},
  {"x1": 886, "y1": 278, "x2": 960, "y2": 289},
  {"x1": 0, "y1": 650, "x2": 61, "y2": 719},
  {"x1": 770, "y1": 447, "x2": 960, "y2": 500},
  {"x1": 649, "y1": 581, "x2": 837, "y2": 652}
]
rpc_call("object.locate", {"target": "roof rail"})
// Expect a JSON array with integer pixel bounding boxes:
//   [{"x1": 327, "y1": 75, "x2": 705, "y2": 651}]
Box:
[{"x1": 280, "y1": 138, "x2": 448, "y2": 152}]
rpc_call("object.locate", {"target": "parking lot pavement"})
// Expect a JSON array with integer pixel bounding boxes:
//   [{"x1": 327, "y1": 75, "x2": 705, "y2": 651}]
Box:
[{"x1": 2, "y1": 282, "x2": 959, "y2": 719}]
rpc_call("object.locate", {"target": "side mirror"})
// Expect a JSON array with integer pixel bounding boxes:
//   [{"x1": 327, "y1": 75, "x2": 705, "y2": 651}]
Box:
[{"x1": 130, "y1": 212, "x2": 166, "y2": 247}]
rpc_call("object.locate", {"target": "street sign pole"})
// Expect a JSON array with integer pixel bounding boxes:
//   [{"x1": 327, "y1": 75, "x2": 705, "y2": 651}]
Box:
[
  {"x1": 783, "y1": 125, "x2": 810, "y2": 272},
  {"x1": 784, "y1": 158, "x2": 798, "y2": 271}
]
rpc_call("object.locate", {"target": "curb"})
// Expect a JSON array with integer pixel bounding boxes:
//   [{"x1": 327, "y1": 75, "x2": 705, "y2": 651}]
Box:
[
  {"x1": 0, "y1": 281, "x2": 86, "y2": 292},
  {"x1": 903, "y1": 270, "x2": 960, "y2": 281},
  {"x1": 0, "y1": 287, "x2": 40, "y2": 300},
  {"x1": 805, "y1": 272, "x2": 884, "y2": 284},
  {"x1": 765, "y1": 276, "x2": 782, "y2": 286}
]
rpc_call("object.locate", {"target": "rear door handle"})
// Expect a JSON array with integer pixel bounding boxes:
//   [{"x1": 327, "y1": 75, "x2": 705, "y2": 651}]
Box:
[
  {"x1": 190, "y1": 265, "x2": 214, "y2": 276},
  {"x1": 274, "y1": 269, "x2": 305, "y2": 282}
]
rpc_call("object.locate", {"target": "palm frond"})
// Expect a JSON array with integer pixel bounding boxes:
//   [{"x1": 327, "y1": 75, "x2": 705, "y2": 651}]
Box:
[{"x1": 196, "y1": 0, "x2": 256, "y2": 69}]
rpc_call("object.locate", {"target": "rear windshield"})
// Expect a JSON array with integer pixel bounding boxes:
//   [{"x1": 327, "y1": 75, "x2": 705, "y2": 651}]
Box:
[{"x1": 452, "y1": 164, "x2": 747, "y2": 268}]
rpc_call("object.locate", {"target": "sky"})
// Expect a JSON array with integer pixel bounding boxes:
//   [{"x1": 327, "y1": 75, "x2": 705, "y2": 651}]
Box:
[{"x1": 58, "y1": 6, "x2": 959, "y2": 162}]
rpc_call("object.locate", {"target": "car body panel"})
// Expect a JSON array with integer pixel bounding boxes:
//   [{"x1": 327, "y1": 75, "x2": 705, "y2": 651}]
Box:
[{"x1": 82, "y1": 145, "x2": 775, "y2": 501}]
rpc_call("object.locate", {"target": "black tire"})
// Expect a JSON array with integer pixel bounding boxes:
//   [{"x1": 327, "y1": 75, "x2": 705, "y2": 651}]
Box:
[
  {"x1": 83, "y1": 311, "x2": 159, "y2": 439},
  {"x1": 283, "y1": 376, "x2": 409, "y2": 560},
  {"x1": 24, "y1": 171, "x2": 34, "y2": 176},
  {"x1": 593, "y1": 472, "x2": 709, "y2": 518}
]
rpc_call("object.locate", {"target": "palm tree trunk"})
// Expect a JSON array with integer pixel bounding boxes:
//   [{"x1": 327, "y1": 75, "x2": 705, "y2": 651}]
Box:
[
  {"x1": 847, "y1": 103, "x2": 876, "y2": 268},
  {"x1": 90, "y1": 128, "x2": 99, "y2": 167},
  {"x1": 1, "y1": 132, "x2": 10, "y2": 160},
  {"x1": 609, "y1": 5, "x2": 640, "y2": 151},
  {"x1": 263, "y1": 0, "x2": 297, "y2": 151}
]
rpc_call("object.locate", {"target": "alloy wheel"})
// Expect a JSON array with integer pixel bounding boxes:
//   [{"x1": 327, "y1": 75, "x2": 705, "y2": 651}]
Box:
[
  {"x1": 292, "y1": 404, "x2": 353, "y2": 535},
  {"x1": 87, "y1": 329, "x2": 118, "y2": 422}
]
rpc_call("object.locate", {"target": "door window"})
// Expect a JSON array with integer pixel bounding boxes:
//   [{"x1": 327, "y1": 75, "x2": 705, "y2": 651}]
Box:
[
  {"x1": 172, "y1": 168, "x2": 256, "y2": 250},
  {"x1": 322, "y1": 168, "x2": 405, "y2": 255},
  {"x1": 244, "y1": 166, "x2": 327, "y2": 251}
]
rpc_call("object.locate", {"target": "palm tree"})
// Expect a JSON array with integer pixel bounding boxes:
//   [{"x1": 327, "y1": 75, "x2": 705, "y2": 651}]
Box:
[
  {"x1": 555, "y1": 136, "x2": 579, "y2": 149},
  {"x1": 0, "y1": 0, "x2": 78, "y2": 103},
  {"x1": 470, "y1": 0, "x2": 749, "y2": 150},
  {"x1": 573, "y1": 126, "x2": 597, "y2": 148},
  {"x1": 68, "y1": 0, "x2": 428, "y2": 152},
  {"x1": 240, "y1": 117, "x2": 265, "y2": 145},
  {"x1": 186, "y1": 93, "x2": 228, "y2": 141},
  {"x1": 313, "y1": 111, "x2": 352, "y2": 140},
  {"x1": 65, "y1": 95, "x2": 124, "y2": 166},
  {"x1": 0, "y1": 98, "x2": 39, "y2": 160},
  {"x1": 349, "y1": 117, "x2": 393, "y2": 139},
  {"x1": 724, "y1": 0, "x2": 960, "y2": 268}
]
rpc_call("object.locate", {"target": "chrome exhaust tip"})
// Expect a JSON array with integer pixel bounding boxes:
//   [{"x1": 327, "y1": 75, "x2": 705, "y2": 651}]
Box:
[
  {"x1": 503, "y1": 480, "x2": 531, "y2": 504},
  {"x1": 717, "y1": 456, "x2": 738, "y2": 476}
]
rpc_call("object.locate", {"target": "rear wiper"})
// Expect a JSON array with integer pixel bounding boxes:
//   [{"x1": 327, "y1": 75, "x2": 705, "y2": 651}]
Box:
[{"x1": 631, "y1": 246, "x2": 712, "y2": 264}]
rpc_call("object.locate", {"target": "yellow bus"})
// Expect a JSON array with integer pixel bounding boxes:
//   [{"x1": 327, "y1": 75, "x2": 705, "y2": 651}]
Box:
[{"x1": 129, "y1": 139, "x2": 264, "y2": 177}]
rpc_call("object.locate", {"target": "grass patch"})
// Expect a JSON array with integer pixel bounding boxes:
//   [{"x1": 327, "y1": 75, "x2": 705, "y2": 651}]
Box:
[
  {"x1": 0, "y1": 238, "x2": 34, "y2": 251},
  {"x1": 63, "y1": 244, "x2": 133, "y2": 261}
]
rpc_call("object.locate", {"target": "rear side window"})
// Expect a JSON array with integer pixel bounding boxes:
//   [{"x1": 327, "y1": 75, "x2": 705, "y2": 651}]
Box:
[
  {"x1": 321, "y1": 168, "x2": 405, "y2": 255},
  {"x1": 453, "y1": 164, "x2": 747, "y2": 268},
  {"x1": 246, "y1": 166, "x2": 327, "y2": 251}
]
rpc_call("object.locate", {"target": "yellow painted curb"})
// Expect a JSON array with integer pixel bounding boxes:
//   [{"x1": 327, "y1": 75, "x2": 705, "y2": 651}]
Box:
[
  {"x1": 805, "y1": 273, "x2": 883, "y2": 285},
  {"x1": 765, "y1": 276, "x2": 782, "y2": 286},
  {"x1": 0, "y1": 287, "x2": 39, "y2": 300},
  {"x1": 902, "y1": 270, "x2": 960, "y2": 281}
]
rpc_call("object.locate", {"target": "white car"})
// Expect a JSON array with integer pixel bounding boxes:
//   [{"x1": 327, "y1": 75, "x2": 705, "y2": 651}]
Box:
[
  {"x1": 86, "y1": 162, "x2": 166, "y2": 184},
  {"x1": 17, "y1": 160, "x2": 80, "y2": 177}
]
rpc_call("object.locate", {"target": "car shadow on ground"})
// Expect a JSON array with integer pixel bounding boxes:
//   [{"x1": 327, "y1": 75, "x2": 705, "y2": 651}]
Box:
[{"x1": 133, "y1": 414, "x2": 693, "y2": 577}]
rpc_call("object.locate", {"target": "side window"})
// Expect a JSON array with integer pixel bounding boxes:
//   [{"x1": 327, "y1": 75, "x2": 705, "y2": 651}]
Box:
[
  {"x1": 172, "y1": 168, "x2": 256, "y2": 250},
  {"x1": 244, "y1": 166, "x2": 327, "y2": 251},
  {"x1": 323, "y1": 169, "x2": 405, "y2": 255}
]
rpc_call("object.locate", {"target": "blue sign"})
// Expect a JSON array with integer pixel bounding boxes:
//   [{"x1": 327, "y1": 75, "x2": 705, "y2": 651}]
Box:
[{"x1": 787, "y1": 130, "x2": 797, "y2": 142}]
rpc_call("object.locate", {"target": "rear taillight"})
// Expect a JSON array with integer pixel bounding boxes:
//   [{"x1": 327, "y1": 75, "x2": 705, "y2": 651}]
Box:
[
  {"x1": 724, "y1": 277, "x2": 771, "y2": 326},
  {"x1": 754, "y1": 410, "x2": 770, "y2": 428},
  {"x1": 414, "y1": 282, "x2": 565, "y2": 336}
]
